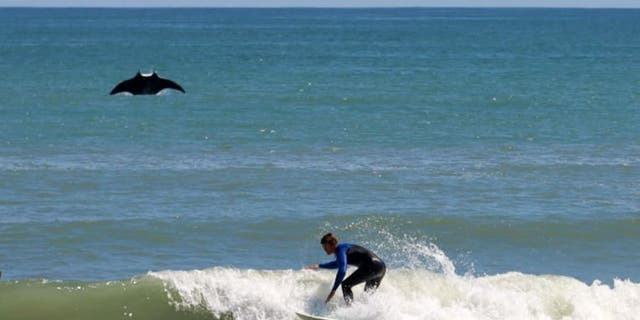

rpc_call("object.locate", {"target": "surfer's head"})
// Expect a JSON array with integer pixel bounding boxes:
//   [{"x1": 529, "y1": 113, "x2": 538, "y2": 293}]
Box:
[{"x1": 321, "y1": 233, "x2": 338, "y2": 255}]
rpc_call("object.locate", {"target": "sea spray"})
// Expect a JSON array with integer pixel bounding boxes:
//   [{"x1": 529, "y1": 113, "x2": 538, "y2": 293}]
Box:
[
  {"x1": 1, "y1": 240, "x2": 638, "y2": 320},
  {"x1": 150, "y1": 267, "x2": 640, "y2": 320},
  {"x1": 323, "y1": 215, "x2": 458, "y2": 274},
  {"x1": 148, "y1": 233, "x2": 640, "y2": 319}
]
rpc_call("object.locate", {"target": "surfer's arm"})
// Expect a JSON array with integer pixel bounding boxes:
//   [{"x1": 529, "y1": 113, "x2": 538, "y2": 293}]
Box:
[
  {"x1": 324, "y1": 290, "x2": 336, "y2": 304},
  {"x1": 323, "y1": 248, "x2": 347, "y2": 304},
  {"x1": 329, "y1": 246, "x2": 348, "y2": 292},
  {"x1": 318, "y1": 260, "x2": 338, "y2": 269}
]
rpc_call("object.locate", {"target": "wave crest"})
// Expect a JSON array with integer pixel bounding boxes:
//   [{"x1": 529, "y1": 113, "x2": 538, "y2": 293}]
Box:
[{"x1": 149, "y1": 267, "x2": 640, "y2": 320}]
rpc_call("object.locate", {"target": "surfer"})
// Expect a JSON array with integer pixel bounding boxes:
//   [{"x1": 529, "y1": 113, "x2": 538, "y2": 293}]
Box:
[{"x1": 306, "y1": 233, "x2": 386, "y2": 305}]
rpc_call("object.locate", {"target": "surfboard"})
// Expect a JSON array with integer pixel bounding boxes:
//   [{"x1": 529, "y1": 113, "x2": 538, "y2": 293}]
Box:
[{"x1": 295, "y1": 311, "x2": 336, "y2": 320}]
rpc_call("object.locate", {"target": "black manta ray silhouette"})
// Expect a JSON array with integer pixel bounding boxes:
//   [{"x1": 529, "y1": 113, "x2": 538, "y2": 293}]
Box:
[{"x1": 110, "y1": 71, "x2": 185, "y2": 95}]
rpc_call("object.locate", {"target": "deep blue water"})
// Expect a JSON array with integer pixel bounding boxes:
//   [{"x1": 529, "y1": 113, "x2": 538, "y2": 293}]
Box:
[{"x1": 0, "y1": 8, "x2": 638, "y2": 285}]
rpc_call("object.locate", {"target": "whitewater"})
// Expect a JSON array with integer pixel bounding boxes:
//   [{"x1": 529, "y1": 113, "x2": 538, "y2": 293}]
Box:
[{"x1": 2, "y1": 238, "x2": 638, "y2": 320}]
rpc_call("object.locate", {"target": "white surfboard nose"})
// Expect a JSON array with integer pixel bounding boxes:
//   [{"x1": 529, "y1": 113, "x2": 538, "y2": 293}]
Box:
[{"x1": 295, "y1": 311, "x2": 336, "y2": 320}]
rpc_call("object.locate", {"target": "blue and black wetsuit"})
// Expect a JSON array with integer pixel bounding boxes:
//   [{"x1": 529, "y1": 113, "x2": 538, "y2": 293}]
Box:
[{"x1": 319, "y1": 243, "x2": 386, "y2": 304}]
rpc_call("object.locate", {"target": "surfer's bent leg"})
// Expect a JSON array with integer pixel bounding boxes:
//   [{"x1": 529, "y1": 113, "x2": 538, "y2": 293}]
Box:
[
  {"x1": 364, "y1": 275, "x2": 383, "y2": 293},
  {"x1": 364, "y1": 260, "x2": 385, "y2": 294},
  {"x1": 340, "y1": 268, "x2": 366, "y2": 304},
  {"x1": 340, "y1": 261, "x2": 386, "y2": 304}
]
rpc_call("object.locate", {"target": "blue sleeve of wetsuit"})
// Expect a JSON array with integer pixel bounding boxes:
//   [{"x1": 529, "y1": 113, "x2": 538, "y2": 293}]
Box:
[
  {"x1": 330, "y1": 245, "x2": 348, "y2": 291},
  {"x1": 319, "y1": 260, "x2": 338, "y2": 269}
]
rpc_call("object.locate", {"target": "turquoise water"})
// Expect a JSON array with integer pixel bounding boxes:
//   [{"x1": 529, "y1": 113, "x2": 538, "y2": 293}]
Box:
[{"x1": 0, "y1": 8, "x2": 639, "y2": 319}]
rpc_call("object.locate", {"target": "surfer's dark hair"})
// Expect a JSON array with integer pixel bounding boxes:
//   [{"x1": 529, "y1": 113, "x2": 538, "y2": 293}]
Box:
[{"x1": 321, "y1": 233, "x2": 338, "y2": 246}]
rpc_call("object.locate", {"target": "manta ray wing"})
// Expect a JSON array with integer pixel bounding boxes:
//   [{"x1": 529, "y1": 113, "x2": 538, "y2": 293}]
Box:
[
  {"x1": 110, "y1": 73, "x2": 145, "y2": 95},
  {"x1": 110, "y1": 72, "x2": 185, "y2": 95},
  {"x1": 153, "y1": 77, "x2": 185, "y2": 93}
]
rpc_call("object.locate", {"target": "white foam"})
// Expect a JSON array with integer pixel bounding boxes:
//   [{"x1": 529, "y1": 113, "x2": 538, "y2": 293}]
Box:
[
  {"x1": 1, "y1": 145, "x2": 638, "y2": 172},
  {"x1": 149, "y1": 267, "x2": 640, "y2": 320}
]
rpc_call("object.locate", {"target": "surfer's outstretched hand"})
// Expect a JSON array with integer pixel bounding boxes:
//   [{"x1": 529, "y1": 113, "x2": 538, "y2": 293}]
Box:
[
  {"x1": 305, "y1": 264, "x2": 319, "y2": 270},
  {"x1": 324, "y1": 290, "x2": 336, "y2": 304}
]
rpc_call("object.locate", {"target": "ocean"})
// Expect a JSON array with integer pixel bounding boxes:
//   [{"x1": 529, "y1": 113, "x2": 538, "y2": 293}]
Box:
[{"x1": 0, "y1": 7, "x2": 638, "y2": 320}]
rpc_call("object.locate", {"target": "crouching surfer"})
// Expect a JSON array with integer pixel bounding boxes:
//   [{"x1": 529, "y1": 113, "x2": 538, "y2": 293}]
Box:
[{"x1": 306, "y1": 233, "x2": 386, "y2": 305}]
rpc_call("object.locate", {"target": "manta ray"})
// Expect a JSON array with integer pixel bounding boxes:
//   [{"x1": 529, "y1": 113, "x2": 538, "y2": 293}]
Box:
[{"x1": 110, "y1": 71, "x2": 185, "y2": 95}]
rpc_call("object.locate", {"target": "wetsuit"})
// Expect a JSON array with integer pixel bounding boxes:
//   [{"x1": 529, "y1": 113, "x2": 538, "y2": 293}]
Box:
[{"x1": 319, "y1": 243, "x2": 386, "y2": 304}]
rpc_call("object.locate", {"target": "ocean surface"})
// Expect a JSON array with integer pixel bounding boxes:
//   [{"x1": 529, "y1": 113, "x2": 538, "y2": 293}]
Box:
[{"x1": 0, "y1": 7, "x2": 639, "y2": 320}]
